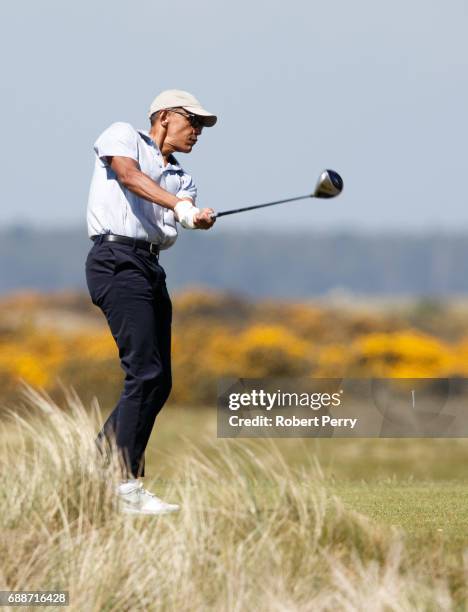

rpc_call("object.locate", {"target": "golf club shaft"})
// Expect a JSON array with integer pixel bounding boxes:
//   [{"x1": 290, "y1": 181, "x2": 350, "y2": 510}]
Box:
[{"x1": 212, "y1": 194, "x2": 312, "y2": 219}]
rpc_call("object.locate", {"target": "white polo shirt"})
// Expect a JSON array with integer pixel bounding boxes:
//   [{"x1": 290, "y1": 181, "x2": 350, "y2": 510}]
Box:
[{"x1": 86, "y1": 122, "x2": 197, "y2": 249}]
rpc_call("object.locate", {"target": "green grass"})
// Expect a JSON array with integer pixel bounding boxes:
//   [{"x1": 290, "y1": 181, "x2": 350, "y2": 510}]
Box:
[
  {"x1": 146, "y1": 405, "x2": 468, "y2": 553},
  {"x1": 146, "y1": 404, "x2": 468, "y2": 480},
  {"x1": 146, "y1": 406, "x2": 468, "y2": 606},
  {"x1": 335, "y1": 481, "x2": 468, "y2": 536}
]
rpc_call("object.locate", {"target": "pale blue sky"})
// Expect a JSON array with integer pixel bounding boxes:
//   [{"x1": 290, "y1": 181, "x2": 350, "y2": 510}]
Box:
[{"x1": 1, "y1": 0, "x2": 467, "y2": 231}]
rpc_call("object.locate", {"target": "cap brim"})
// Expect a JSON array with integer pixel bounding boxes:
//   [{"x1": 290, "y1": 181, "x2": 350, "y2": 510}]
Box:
[{"x1": 182, "y1": 106, "x2": 217, "y2": 127}]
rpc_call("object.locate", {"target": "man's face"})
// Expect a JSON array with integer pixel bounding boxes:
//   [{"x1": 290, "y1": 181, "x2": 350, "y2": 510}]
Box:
[{"x1": 163, "y1": 108, "x2": 204, "y2": 153}]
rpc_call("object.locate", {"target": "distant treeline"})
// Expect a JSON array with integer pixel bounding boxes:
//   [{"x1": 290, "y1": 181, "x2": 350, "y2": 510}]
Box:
[{"x1": 1, "y1": 225, "x2": 467, "y2": 297}]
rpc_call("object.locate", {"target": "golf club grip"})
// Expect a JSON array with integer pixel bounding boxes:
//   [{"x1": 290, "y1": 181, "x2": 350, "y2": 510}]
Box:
[{"x1": 211, "y1": 195, "x2": 312, "y2": 219}]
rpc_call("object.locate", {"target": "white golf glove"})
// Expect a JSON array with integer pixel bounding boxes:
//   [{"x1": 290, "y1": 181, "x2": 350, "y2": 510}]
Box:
[{"x1": 174, "y1": 200, "x2": 200, "y2": 229}]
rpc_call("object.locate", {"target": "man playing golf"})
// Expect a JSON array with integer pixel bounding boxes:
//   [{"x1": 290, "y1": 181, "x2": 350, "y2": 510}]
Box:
[{"x1": 85, "y1": 89, "x2": 217, "y2": 515}]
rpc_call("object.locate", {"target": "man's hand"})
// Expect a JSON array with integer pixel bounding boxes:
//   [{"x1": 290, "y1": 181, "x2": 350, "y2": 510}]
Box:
[
  {"x1": 174, "y1": 200, "x2": 216, "y2": 230},
  {"x1": 194, "y1": 208, "x2": 216, "y2": 230}
]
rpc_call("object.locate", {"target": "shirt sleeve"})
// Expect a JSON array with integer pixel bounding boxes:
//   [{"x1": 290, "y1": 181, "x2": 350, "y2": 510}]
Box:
[
  {"x1": 93, "y1": 122, "x2": 139, "y2": 167},
  {"x1": 177, "y1": 172, "x2": 198, "y2": 203}
]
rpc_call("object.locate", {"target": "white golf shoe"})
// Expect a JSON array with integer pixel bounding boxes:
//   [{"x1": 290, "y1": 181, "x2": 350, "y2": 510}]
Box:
[{"x1": 117, "y1": 480, "x2": 180, "y2": 516}]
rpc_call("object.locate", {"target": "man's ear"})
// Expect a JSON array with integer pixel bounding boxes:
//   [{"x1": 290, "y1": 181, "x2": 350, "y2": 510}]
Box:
[{"x1": 159, "y1": 109, "x2": 169, "y2": 128}]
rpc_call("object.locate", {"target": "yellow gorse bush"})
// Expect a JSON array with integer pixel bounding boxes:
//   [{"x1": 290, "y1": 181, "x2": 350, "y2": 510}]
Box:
[
  {"x1": 0, "y1": 327, "x2": 118, "y2": 399},
  {"x1": 1, "y1": 291, "x2": 468, "y2": 406},
  {"x1": 233, "y1": 324, "x2": 310, "y2": 377},
  {"x1": 352, "y1": 331, "x2": 453, "y2": 377},
  {"x1": 0, "y1": 332, "x2": 66, "y2": 388}
]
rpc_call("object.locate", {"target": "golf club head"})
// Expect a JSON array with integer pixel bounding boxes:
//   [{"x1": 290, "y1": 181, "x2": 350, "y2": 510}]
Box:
[{"x1": 313, "y1": 169, "x2": 343, "y2": 199}]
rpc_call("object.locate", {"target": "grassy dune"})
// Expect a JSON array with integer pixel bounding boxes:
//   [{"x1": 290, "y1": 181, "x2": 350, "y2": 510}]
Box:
[{"x1": 1, "y1": 387, "x2": 468, "y2": 610}]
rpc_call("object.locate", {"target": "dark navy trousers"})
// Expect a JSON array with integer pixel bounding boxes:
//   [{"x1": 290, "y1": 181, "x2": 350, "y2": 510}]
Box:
[{"x1": 85, "y1": 236, "x2": 172, "y2": 478}]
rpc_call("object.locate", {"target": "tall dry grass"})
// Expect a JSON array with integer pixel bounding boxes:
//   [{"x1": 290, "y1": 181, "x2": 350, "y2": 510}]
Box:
[{"x1": 0, "y1": 386, "x2": 457, "y2": 611}]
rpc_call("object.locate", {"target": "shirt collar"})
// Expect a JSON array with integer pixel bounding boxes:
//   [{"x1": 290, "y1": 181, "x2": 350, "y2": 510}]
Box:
[{"x1": 137, "y1": 129, "x2": 182, "y2": 171}]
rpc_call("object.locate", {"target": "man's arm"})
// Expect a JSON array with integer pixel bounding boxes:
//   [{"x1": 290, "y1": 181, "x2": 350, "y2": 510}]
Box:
[
  {"x1": 110, "y1": 156, "x2": 179, "y2": 209},
  {"x1": 109, "y1": 156, "x2": 215, "y2": 229}
]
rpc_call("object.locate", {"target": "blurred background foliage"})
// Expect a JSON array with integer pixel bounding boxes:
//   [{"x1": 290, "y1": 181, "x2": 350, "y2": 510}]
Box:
[{"x1": 1, "y1": 289, "x2": 468, "y2": 409}]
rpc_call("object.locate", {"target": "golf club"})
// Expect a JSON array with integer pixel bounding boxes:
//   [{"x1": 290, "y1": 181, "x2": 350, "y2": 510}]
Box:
[{"x1": 211, "y1": 169, "x2": 343, "y2": 219}]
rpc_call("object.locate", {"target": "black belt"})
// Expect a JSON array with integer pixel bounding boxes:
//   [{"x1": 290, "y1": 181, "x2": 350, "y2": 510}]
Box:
[{"x1": 92, "y1": 234, "x2": 160, "y2": 256}]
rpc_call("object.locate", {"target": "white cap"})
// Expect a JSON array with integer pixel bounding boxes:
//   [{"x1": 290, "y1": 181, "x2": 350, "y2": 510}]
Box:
[{"x1": 148, "y1": 89, "x2": 217, "y2": 127}]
